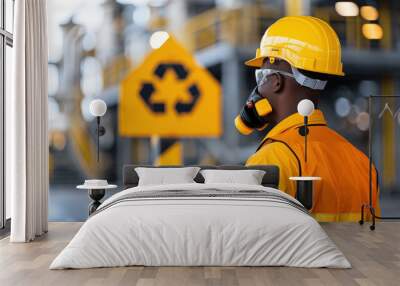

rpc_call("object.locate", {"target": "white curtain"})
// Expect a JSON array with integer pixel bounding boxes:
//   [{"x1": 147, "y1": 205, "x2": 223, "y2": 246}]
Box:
[{"x1": 7, "y1": 0, "x2": 48, "y2": 242}]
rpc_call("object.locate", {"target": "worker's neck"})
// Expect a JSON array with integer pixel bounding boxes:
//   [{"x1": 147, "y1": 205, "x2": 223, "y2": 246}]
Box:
[
  {"x1": 274, "y1": 108, "x2": 299, "y2": 125},
  {"x1": 273, "y1": 91, "x2": 318, "y2": 124}
]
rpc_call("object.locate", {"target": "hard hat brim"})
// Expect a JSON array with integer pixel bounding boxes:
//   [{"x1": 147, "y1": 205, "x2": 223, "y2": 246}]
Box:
[
  {"x1": 245, "y1": 55, "x2": 345, "y2": 76},
  {"x1": 245, "y1": 57, "x2": 264, "y2": 68}
]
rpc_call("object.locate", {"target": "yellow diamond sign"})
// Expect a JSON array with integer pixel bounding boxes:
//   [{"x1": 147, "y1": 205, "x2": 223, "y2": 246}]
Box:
[{"x1": 119, "y1": 36, "x2": 221, "y2": 137}]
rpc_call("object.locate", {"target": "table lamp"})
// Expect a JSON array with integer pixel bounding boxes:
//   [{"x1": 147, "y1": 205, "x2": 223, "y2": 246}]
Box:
[
  {"x1": 289, "y1": 99, "x2": 321, "y2": 210},
  {"x1": 297, "y1": 99, "x2": 315, "y2": 162},
  {"x1": 89, "y1": 99, "x2": 107, "y2": 162}
]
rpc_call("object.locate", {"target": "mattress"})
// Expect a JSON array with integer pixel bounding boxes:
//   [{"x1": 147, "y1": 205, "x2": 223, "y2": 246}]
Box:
[{"x1": 50, "y1": 183, "x2": 350, "y2": 269}]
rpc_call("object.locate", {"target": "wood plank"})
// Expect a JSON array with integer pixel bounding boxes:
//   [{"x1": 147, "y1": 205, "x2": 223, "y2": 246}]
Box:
[{"x1": 0, "y1": 222, "x2": 399, "y2": 286}]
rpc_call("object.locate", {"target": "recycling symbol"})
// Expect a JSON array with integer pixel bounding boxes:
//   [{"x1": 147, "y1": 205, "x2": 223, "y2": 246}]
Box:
[
  {"x1": 139, "y1": 62, "x2": 201, "y2": 114},
  {"x1": 119, "y1": 35, "x2": 221, "y2": 137}
]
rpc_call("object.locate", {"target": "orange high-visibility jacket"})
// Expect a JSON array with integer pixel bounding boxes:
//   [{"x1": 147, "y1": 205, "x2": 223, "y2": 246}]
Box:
[{"x1": 246, "y1": 110, "x2": 379, "y2": 222}]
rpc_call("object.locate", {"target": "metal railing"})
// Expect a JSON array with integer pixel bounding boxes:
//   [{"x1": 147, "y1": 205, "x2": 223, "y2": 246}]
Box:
[
  {"x1": 181, "y1": 4, "x2": 395, "y2": 52},
  {"x1": 182, "y1": 5, "x2": 279, "y2": 51}
]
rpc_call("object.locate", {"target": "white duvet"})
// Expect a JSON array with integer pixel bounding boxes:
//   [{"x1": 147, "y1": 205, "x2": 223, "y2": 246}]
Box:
[{"x1": 50, "y1": 183, "x2": 351, "y2": 269}]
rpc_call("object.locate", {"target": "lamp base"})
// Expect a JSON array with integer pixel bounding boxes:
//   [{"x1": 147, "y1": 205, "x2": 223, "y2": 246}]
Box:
[
  {"x1": 296, "y1": 180, "x2": 313, "y2": 210},
  {"x1": 88, "y1": 189, "x2": 105, "y2": 215},
  {"x1": 289, "y1": 177, "x2": 321, "y2": 210}
]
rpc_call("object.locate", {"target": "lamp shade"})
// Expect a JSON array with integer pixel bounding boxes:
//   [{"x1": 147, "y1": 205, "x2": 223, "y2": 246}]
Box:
[
  {"x1": 297, "y1": 99, "x2": 315, "y2": 117},
  {"x1": 89, "y1": 99, "x2": 107, "y2": 117}
]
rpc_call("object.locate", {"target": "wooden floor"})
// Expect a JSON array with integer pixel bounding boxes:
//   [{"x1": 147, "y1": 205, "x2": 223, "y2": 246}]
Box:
[{"x1": 0, "y1": 222, "x2": 399, "y2": 286}]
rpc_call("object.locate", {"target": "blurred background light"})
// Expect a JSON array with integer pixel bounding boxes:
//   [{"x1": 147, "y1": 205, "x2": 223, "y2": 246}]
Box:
[
  {"x1": 117, "y1": 0, "x2": 167, "y2": 6},
  {"x1": 48, "y1": 64, "x2": 59, "y2": 97},
  {"x1": 48, "y1": 97, "x2": 68, "y2": 131},
  {"x1": 354, "y1": 96, "x2": 368, "y2": 114},
  {"x1": 148, "y1": 0, "x2": 168, "y2": 8},
  {"x1": 82, "y1": 32, "x2": 97, "y2": 51},
  {"x1": 132, "y1": 5, "x2": 151, "y2": 27},
  {"x1": 360, "y1": 5, "x2": 379, "y2": 21},
  {"x1": 356, "y1": 112, "x2": 370, "y2": 131},
  {"x1": 73, "y1": 1, "x2": 104, "y2": 31},
  {"x1": 358, "y1": 80, "x2": 379, "y2": 97},
  {"x1": 80, "y1": 57, "x2": 104, "y2": 97},
  {"x1": 347, "y1": 108, "x2": 358, "y2": 124},
  {"x1": 80, "y1": 97, "x2": 96, "y2": 122},
  {"x1": 48, "y1": 97, "x2": 60, "y2": 120},
  {"x1": 51, "y1": 131, "x2": 67, "y2": 151},
  {"x1": 335, "y1": 97, "x2": 352, "y2": 118},
  {"x1": 362, "y1": 23, "x2": 383, "y2": 40},
  {"x1": 149, "y1": 31, "x2": 169, "y2": 49},
  {"x1": 117, "y1": 0, "x2": 147, "y2": 4},
  {"x1": 335, "y1": 1, "x2": 359, "y2": 17}
]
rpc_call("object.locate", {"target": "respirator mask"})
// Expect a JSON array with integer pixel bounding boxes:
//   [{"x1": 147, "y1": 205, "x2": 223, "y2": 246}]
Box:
[{"x1": 234, "y1": 66, "x2": 327, "y2": 135}]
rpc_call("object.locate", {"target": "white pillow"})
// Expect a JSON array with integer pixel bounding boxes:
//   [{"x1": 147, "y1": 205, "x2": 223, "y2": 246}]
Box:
[
  {"x1": 200, "y1": 169, "x2": 265, "y2": 185},
  {"x1": 135, "y1": 167, "x2": 200, "y2": 186}
]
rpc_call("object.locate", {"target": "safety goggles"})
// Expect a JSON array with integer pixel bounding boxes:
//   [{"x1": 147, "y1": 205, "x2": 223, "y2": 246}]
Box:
[
  {"x1": 255, "y1": 68, "x2": 294, "y2": 87},
  {"x1": 255, "y1": 67, "x2": 327, "y2": 90}
]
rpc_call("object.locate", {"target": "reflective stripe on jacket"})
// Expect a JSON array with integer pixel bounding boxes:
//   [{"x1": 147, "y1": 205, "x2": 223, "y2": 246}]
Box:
[{"x1": 246, "y1": 110, "x2": 379, "y2": 222}]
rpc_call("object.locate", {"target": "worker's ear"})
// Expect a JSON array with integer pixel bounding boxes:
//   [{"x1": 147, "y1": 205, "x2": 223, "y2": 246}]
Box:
[{"x1": 271, "y1": 73, "x2": 284, "y2": 93}]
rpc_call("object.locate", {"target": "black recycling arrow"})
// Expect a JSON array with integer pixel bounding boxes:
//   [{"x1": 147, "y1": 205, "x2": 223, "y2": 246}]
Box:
[
  {"x1": 154, "y1": 63, "x2": 188, "y2": 80},
  {"x1": 175, "y1": 84, "x2": 201, "y2": 114},
  {"x1": 139, "y1": 82, "x2": 165, "y2": 113}
]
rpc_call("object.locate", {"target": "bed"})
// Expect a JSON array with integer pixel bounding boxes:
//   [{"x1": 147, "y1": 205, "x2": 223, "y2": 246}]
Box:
[{"x1": 50, "y1": 165, "x2": 350, "y2": 269}]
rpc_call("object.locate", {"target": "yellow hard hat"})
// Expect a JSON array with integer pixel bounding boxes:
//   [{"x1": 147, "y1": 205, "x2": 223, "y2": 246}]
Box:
[{"x1": 245, "y1": 16, "x2": 344, "y2": 76}]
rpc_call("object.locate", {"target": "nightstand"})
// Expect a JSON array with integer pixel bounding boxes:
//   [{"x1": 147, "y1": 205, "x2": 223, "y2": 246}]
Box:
[{"x1": 77, "y1": 182, "x2": 117, "y2": 215}]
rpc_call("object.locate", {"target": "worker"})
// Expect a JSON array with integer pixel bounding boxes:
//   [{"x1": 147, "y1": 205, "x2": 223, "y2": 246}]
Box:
[{"x1": 236, "y1": 16, "x2": 379, "y2": 222}]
